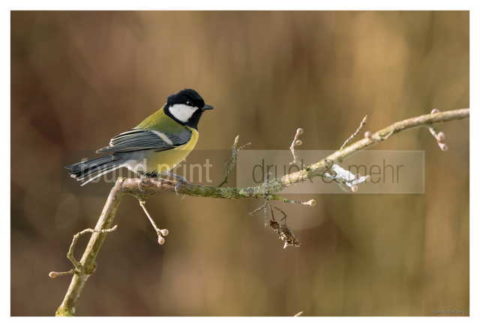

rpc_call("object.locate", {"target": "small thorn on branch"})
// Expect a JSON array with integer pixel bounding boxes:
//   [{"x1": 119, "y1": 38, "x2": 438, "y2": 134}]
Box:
[
  {"x1": 289, "y1": 128, "x2": 304, "y2": 165},
  {"x1": 218, "y1": 135, "x2": 251, "y2": 187},
  {"x1": 340, "y1": 115, "x2": 368, "y2": 150},
  {"x1": 138, "y1": 200, "x2": 169, "y2": 245},
  {"x1": 428, "y1": 110, "x2": 448, "y2": 151}
]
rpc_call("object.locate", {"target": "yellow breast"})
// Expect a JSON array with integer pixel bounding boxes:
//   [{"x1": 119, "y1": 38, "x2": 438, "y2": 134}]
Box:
[{"x1": 146, "y1": 128, "x2": 199, "y2": 173}]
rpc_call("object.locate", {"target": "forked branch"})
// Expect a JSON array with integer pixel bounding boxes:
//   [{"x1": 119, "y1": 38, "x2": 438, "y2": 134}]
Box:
[{"x1": 52, "y1": 107, "x2": 469, "y2": 316}]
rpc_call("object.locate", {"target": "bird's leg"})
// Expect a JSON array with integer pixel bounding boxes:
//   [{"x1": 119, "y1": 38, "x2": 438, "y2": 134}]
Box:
[
  {"x1": 138, "y1": 171, "x2": 158, "y2": 192},
  {"x1": 160, "y1": 171, "x2": 189, "y2": 195},
  {"x1": 167, "y1": 173, "x2": 189, "y2": 184},
  {"x1": 145, "y1": 171, "x2": 159, "y2": 178},
  {"x1": 138, "y1": 173, "x2": 149, "y2": 192}
]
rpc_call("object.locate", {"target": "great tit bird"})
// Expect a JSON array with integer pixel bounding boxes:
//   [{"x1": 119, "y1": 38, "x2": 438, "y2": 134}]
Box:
[{"x1": 66, "y1": 89, "x2": 214, "y2": 186}]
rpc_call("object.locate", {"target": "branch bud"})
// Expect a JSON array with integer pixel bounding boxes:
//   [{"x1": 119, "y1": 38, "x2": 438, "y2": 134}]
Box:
[
  {"x1": 160, "y1": 229, "x2": 169, "y2": 236},
  {"x1": 439, "y1": 143, "x2": 448, "y2": 151},
  {"x1": 436, "y1": 131, "x2": 446, "y2": 143},
  {"x1": 302, "y1": 199, "x2": 317, "y2": 207}
]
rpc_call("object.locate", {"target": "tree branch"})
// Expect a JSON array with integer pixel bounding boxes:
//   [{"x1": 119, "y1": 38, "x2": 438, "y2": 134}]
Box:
[
  {"x1": 121, "y1": 108, "x2": 469, "y2": 199},
  {"x1": 54, "y1": 179, "x2": 124, "y2": 316},
  {"x1": 52, "y1": 108, "x2": 469, "y2": 316}
]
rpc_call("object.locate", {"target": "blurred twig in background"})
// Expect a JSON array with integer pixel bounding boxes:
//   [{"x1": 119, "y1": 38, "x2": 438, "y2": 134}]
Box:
[{"x1": 50, "y1": 108, "x2": 469, "y2": 316}]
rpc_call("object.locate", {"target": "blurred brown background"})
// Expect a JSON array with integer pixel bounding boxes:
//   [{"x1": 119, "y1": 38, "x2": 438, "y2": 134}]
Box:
[{"x1": 11, "y1": 11, "x2": 469, "y2": 316}]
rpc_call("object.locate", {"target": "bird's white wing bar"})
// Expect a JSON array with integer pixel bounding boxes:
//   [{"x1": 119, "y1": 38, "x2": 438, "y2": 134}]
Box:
[
  {"x1": 96, "y1": 128, "x2": 191, "y2": 153},
  {"x1": 150, "y1": 130, "x2": 173, "y2": 145}
]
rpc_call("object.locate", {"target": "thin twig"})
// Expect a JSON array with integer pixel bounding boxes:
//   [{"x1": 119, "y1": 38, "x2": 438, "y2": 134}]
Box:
[
  {"x1": 340, "y1": 115, "x2": 368, "y2": 150},
  {"x1": 427, "y1": 110, "x2": 448, "y2": 151},
  {"x1": 218, "y1": 135, "x2": 251, "y2": 187},
  {"x1": 49, "y1": 270, "x2": 75, "y2": 279},
  {"x1": 70, "y1": 226, "x2": 118, "y2": 270},
  {"x1": 249, "y1": 201, "x2": 269, "y2": 216},
  {"x1": 138, "y1": 200, "x2": 169, "y2": 245},
  {"x1": 278, "y1": 197, "x2": 317, "y2": 207},
  {"x1": 289, "y1": 128, "x2": 304, "y2": 165},
  {"x1": 50, "y1": 225, "x2": 118, "y2": 279},
  {"x1": 428, "y1": 126, "x2": 448, "y2": 151}
]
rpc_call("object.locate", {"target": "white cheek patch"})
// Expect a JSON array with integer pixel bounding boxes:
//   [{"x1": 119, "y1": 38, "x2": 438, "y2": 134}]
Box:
[{"x1": 169, "y1": 104, "x2": 198, "y2": 122}]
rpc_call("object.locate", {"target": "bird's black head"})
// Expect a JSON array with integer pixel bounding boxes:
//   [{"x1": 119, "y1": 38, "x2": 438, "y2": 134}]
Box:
[{"x1": 165, "y1": 89, "x2": 214, "y2": 129}]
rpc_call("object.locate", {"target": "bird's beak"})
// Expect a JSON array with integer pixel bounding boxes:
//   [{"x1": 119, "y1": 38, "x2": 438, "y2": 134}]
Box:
[{"x1": 202, "y1": 104, "x2": 214, "y2": 110}]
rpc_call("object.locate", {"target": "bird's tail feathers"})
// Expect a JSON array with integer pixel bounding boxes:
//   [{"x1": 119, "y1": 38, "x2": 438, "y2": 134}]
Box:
[{"x1": 66, "y1": 156, "x2": 124, "y2": 186}]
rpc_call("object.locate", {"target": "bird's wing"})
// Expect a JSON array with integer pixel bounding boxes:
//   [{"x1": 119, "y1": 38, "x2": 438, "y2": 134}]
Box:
[{"x1": 96, "y1": 128, "x2": 192, "y2": 153}]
